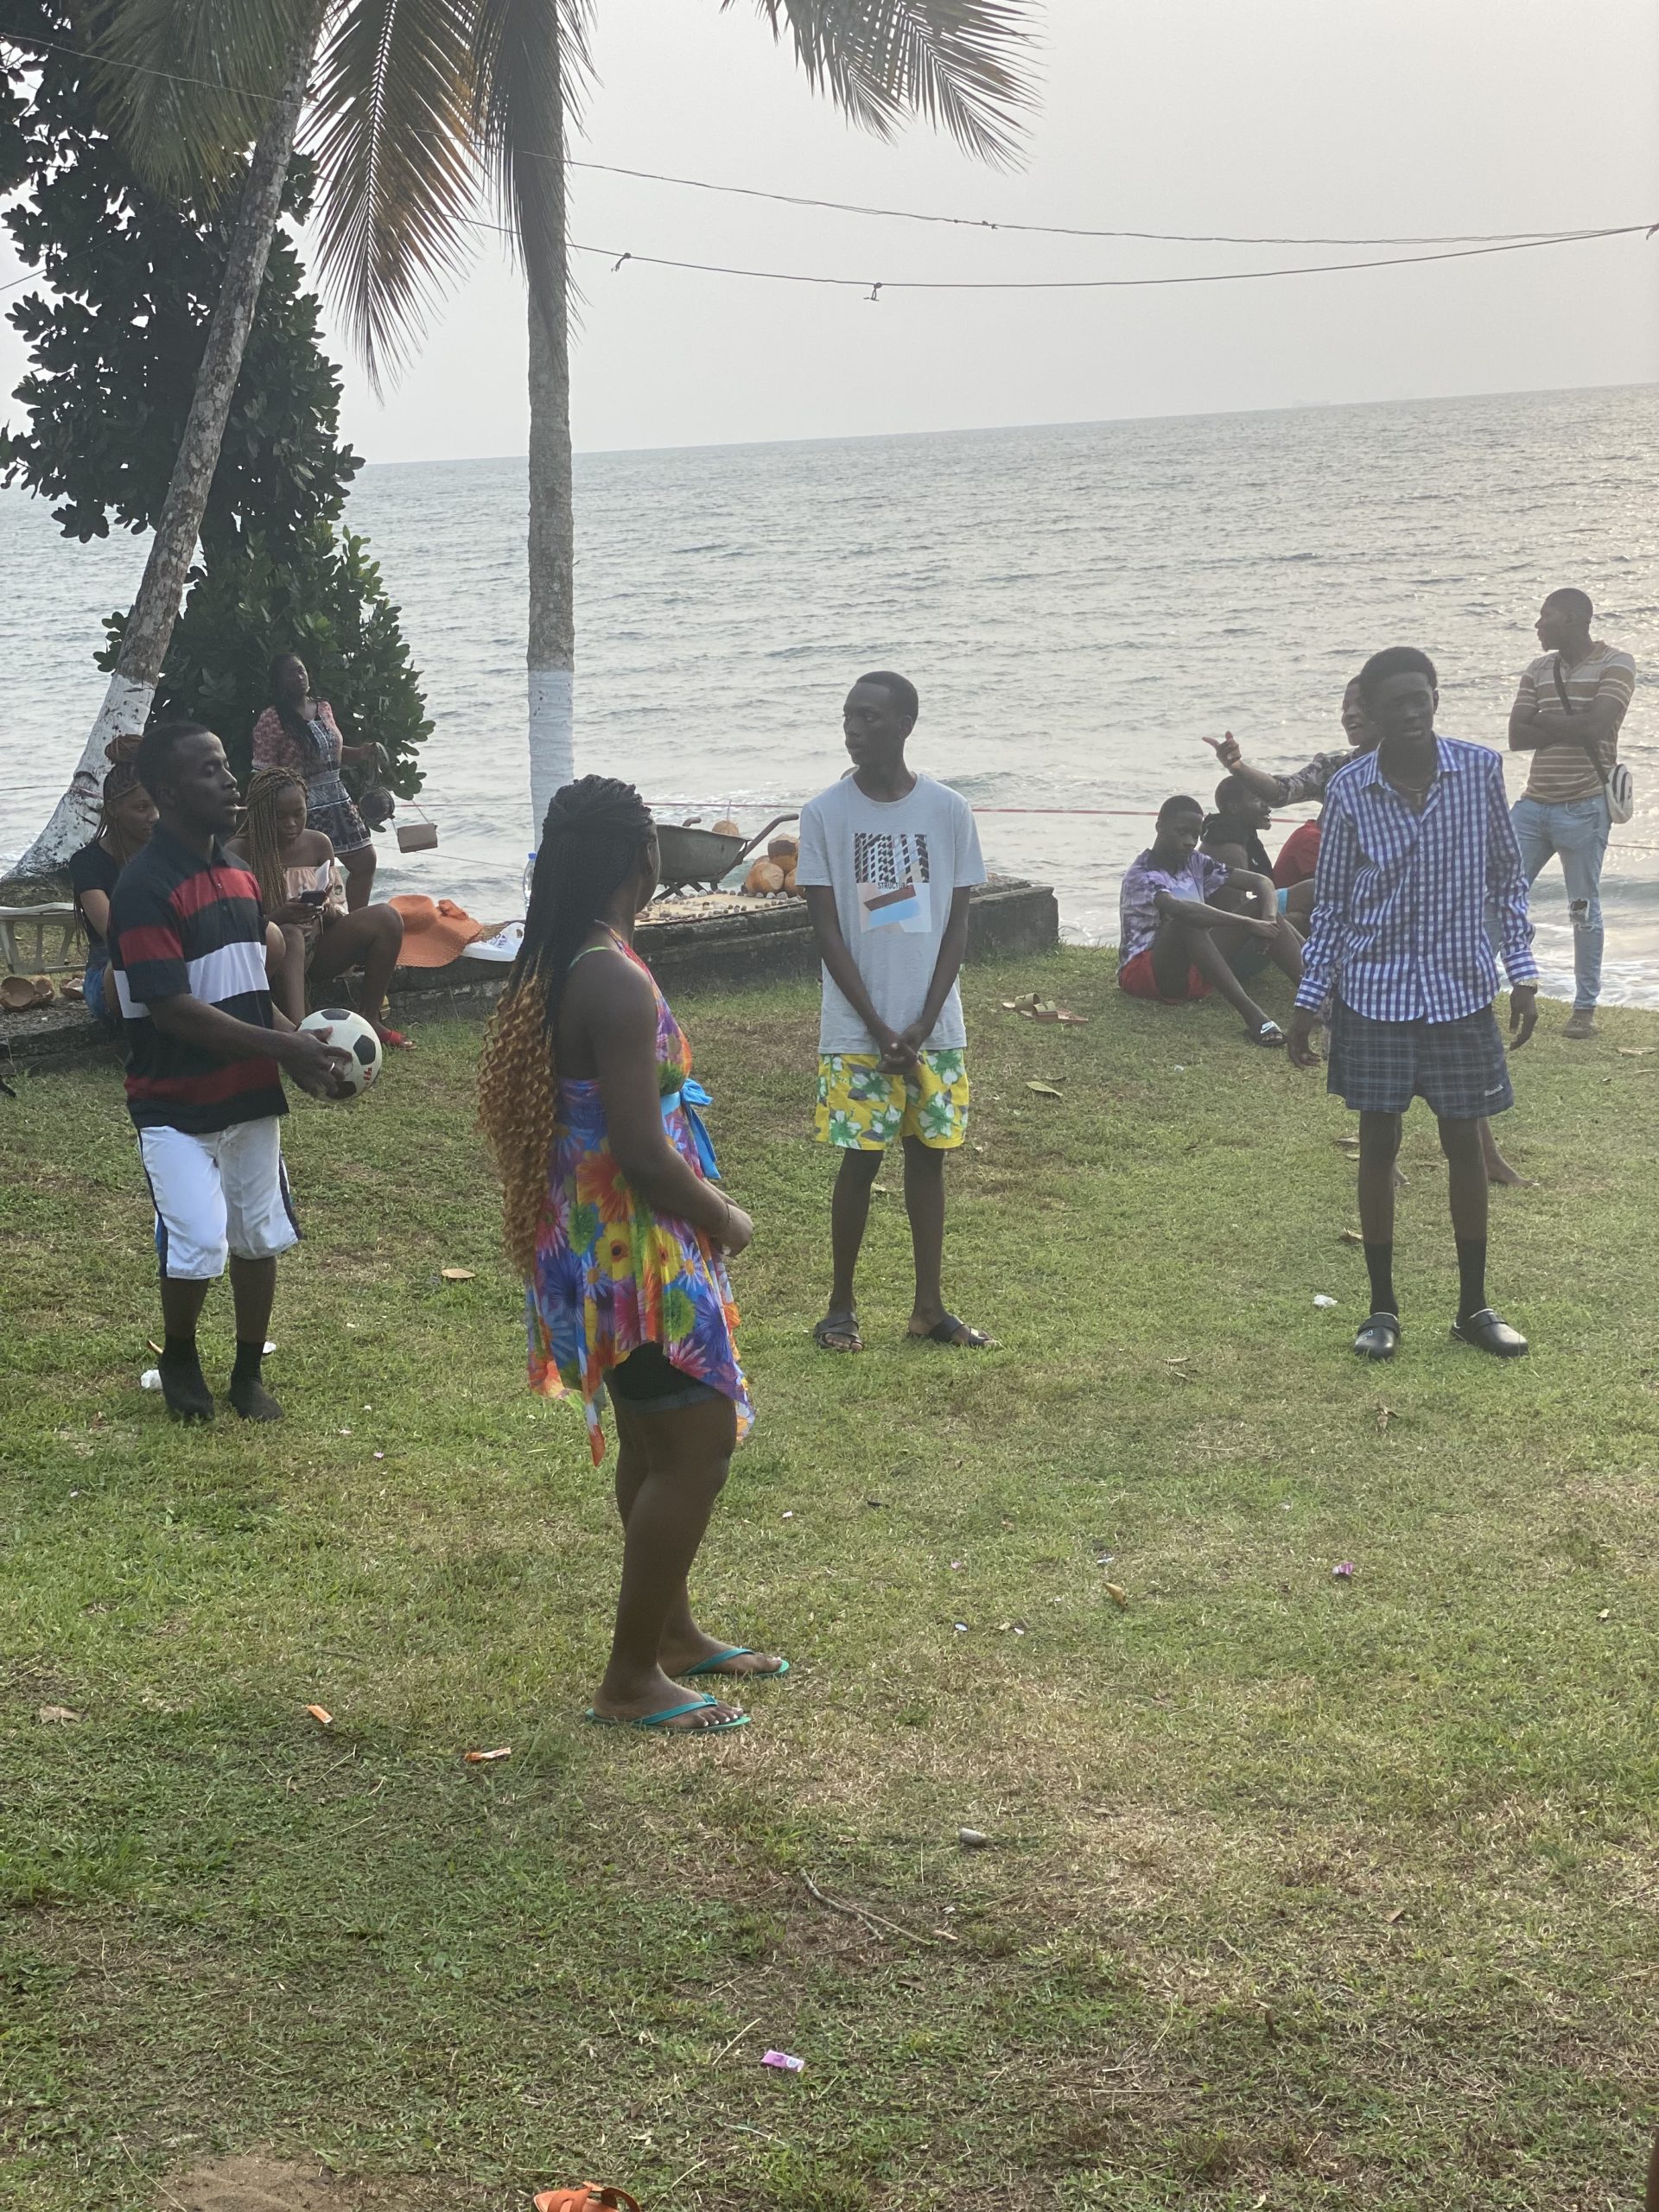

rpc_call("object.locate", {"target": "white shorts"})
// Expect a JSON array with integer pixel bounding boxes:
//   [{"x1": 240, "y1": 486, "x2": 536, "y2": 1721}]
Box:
[{"x1": 137, "y1": 1118, "x2": 299, "y2": 1281}]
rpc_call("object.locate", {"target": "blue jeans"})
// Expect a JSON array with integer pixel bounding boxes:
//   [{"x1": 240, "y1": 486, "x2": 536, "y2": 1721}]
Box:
[
  {"x1": 83, "y1": 950, "x2": 123, "y2": 1038},
  {"x1": 1511, "y1": 794, "x2": 1609, "y2": 1012}
]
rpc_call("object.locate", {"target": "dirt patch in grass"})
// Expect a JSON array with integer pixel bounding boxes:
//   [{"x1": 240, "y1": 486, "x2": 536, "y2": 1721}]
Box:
[{"x1": 162, "y1": 2158, "x2": 486, "y2": 2211}]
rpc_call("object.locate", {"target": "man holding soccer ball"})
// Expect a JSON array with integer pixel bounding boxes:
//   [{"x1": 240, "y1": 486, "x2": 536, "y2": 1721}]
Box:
[{"x1": 109, "y1": 721, "x2": 354, "y2": 1423}]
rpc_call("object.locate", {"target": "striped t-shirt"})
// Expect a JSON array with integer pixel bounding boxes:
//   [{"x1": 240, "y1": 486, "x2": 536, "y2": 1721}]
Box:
[
  {"x1": 1514, "y1": 643, "x2": 1637, "y2": 804},
  {"x1": 109, "y1": 825, "x2": 287, "y2": 1134}
]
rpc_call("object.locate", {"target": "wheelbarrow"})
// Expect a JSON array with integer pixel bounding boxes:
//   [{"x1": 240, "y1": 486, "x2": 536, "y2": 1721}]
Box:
[{"x1": 654, "y1": 813, "x2": 798, "y2": 897}]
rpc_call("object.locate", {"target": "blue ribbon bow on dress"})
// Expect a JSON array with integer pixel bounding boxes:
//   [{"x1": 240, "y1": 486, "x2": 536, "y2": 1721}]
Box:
[{"x1": 662, "y1": 1077, "x2": 721, "y2": 1181}]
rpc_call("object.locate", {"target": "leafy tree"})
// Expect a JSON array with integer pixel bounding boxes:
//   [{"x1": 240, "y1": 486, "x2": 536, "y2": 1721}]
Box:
[
  {"x1": 0, "y1": 3, "x2": 429, "y2": 864},
  {"x1": 101, "y1": 0, "x2": 1039, "y2": 836}
]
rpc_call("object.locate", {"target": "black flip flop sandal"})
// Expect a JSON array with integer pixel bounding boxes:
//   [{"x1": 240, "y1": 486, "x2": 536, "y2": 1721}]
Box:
[
  {"x1": 1352, "y1": 1312, "x2": 1401, "y2": 1360},
  {"x1": 908, "y1": 1313, "x2": 998, "y2": 1350},
  {"x1": 813, "y1": 1311, "x2": 863, "y2": 1352}
]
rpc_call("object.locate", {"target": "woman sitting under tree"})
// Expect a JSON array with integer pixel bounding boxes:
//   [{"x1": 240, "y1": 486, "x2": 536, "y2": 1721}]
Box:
[
  {"x1": 251, "y1": 652, "x2": 384, "y2": 911},
  {"x1": 229, "y1": 768, "x2": 409, "y2": 1048}
]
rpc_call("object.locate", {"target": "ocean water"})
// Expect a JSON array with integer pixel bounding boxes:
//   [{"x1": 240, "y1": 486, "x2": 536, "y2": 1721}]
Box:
[{"x1": 5, "y1": 382, "x2": 1657, "y2": 1001}]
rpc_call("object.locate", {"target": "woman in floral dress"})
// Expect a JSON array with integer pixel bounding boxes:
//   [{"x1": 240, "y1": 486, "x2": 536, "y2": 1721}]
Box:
[{"x1": 477, "y1": 776, "x2": 782, "y2": 1734}]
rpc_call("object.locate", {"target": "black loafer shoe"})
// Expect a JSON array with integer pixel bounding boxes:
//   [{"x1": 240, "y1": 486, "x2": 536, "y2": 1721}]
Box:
[
  {"x1": 1353, "y1": 1312, "x2": 1401, "y2": 1360},
  {"x1": 1451, "y1": 1306, "x2": 1529, "y2": 1358}
]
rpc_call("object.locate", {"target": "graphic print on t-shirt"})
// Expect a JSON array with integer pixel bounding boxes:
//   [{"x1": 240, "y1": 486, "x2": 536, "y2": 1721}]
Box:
[{"x1": 854, "y1": 829, "x2": 931, "y2": 935}]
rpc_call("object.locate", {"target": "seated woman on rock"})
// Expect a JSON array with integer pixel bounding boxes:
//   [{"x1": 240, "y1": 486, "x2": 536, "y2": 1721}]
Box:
[{"x1": 228, "y1": 768, "x2": 410, "y2": 1046}]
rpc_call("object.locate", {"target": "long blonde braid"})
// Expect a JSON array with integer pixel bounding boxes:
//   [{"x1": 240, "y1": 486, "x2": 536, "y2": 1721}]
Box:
[
  {"x1": 477, "y1": 977, "x2": 563, "y2": 1279},
  {"x1": 242, "y1": 766, "x2": 308, "y2": 921}
]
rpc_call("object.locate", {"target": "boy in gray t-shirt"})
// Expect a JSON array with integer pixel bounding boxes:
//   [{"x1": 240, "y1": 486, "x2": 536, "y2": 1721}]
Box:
[{"x1": 795, "y1": 671, "x2": 993, "y2": 1354}]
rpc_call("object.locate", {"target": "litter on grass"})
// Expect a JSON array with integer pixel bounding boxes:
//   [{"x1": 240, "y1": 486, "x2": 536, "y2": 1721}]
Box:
[
  {"x1": 761, "y1": 2050, "x2": 806, "y2": 2073},
  {"x1": 464, "y1": 1746, "x2": 512, "y2": 1764},
  {"x1": 1332, "y1": 1562, "x2": 1357, "y2": 1580},
  {"x1": 139, "y1": 1369, "x2": 162, "y2": 1390},
  {"x1": 1313, "y1": 1294, "x2": 1338, "y2": 1309},
  {"x1": 305, "y1": 1704, "x2": 333, "y2": 1726}
]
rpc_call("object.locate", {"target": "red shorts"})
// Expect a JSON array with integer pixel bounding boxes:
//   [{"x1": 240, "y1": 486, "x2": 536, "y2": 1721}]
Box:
[{"x1": 1118, "y1": 947, "x2": 1212, "y2": 1003}]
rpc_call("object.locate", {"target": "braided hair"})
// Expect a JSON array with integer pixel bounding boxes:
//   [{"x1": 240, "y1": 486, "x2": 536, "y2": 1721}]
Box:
[
  {"x1": 94, "y1": 759, "x2": 149, "y2": 865},
  {"x1": 242, "y1": 766, "x2": 309, "y2": 920},
  {"x1": 477, "y1": 777, "x2": 656, "y2": 1276}
]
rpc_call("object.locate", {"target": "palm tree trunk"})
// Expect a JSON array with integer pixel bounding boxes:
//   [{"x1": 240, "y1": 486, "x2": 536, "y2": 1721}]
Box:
[
  {"x1": 6, "y1": 16, "x2": 316, "y2": 882},
  {"x1": 525, "y1": 92, "x2": 574, "y2": 841}
]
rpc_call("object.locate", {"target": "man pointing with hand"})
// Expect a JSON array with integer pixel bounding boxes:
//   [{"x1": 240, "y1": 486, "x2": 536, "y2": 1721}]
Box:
[{"x1": 1287, "y1": 648, "x2": 1537, "y2": 1363}]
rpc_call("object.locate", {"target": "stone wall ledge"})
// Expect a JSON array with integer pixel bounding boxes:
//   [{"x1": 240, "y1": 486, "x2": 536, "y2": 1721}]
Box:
[{"x1": 0, "y1": 878, "x2": 1060, "y2": 1072}]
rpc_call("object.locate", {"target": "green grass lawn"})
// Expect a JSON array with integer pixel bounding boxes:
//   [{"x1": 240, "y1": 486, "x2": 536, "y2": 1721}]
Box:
[{"x1": 3, "y1": 949, "x2": 1657, "y2": 2211}]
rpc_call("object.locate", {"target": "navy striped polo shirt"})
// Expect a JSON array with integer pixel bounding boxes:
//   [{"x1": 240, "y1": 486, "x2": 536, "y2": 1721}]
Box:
[{"x1": 108, "y1": 825, "x2": 287, "y2": 1134}]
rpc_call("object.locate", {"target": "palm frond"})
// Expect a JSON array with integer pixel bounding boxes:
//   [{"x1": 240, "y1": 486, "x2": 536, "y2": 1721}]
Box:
[
  {"x1": 467, "y1": 0, "x2": 591, "y2": 316},
  {"x1": 734, "y1": 0, "x2": 1039, "y2": 167},
  {"x1": 94, "y1": 0, "x2": 321, "y2": 191},
  {"x1": 307, "y1": 0, "x2": 482, "y2": 389}
]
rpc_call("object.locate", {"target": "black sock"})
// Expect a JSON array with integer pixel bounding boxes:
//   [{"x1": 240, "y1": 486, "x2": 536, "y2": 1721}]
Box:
[
  {"x1": 1456, "y1": 1238, "x2": 1488, "y2": 1320},
  {"x1": 1363, "y1": 1243, "x2": 1397, "y2": 1318},
  {"x1": 161, "y1": 1332, "x2": 200, "y2": 1370},
  {"x1": 231, "y1": 1339, "x2": 264, "y2": 1389}
]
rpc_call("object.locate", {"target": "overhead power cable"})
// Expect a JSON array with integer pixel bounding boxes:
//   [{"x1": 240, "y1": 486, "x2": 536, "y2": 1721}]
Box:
[
  {"x1": 3, "y1": 29, "x2": 1649, "y2": 262},
  {"x1": 448, "y1": 218, "x2": 1651, "y2": 294},
  {"x1": 563, "y1": 156, "x2": 1620, "y2": 251}
]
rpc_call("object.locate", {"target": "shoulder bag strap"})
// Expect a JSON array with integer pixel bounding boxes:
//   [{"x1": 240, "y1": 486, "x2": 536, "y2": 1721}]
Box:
[{"x1": 1553, "y1": 654, "x2": 1613, "y2": 785}]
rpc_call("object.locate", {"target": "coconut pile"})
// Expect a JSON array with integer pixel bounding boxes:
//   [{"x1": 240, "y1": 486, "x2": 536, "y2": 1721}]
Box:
[{"x1": 714, "y1": 820, "x2": 800, "y2": 898}]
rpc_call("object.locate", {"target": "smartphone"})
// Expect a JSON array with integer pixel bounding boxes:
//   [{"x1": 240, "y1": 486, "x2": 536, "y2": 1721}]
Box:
[{"x1": 296, "y1": 888, "x2": 328, "y2": 907}]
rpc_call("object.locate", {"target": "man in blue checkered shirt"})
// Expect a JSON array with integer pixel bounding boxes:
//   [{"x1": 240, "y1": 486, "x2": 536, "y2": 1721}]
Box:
[{"x1": 1287, "y1": 647, "x2": 1538, "y2": 1363}]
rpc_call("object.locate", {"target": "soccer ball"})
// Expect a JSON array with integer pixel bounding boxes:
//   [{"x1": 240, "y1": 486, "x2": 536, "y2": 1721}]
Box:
[{"x1": 300, "y1": 1007, "x2": 383, "y2": 1097}]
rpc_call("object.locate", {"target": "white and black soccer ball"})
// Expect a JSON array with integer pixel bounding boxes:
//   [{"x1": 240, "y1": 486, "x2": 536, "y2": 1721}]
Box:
[{"x1": 299, "y1": 1007, "x2": 383, "y2": 1097}]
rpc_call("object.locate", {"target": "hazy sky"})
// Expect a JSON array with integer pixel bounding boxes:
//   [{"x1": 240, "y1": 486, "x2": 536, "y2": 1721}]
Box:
[{"x1": 4, "y1": 0, "x2": 1658, "y2": 459}]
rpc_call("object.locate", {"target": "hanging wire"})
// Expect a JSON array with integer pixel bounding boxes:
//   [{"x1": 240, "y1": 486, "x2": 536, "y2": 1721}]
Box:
[
  {"x1": 562, "y1": 155, "x2": 1624, "y2": 251},
  {"x1": 3, "y1": 27, "x2": 1651, "y2": 272},
  {"x1": 455, "y1": 217, "x2": 1652, "y2": 294}
]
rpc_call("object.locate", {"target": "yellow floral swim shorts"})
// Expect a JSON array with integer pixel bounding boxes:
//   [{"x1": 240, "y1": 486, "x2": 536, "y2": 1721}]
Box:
[{"x1": 814, "y1": 1048, "x2": 970, "y2": 1151}]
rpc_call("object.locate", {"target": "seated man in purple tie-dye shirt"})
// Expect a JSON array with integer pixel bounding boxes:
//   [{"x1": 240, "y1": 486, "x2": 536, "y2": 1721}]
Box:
[{"x1": 1117, "y1": 794, "x2": 1303, "y2": 1046}]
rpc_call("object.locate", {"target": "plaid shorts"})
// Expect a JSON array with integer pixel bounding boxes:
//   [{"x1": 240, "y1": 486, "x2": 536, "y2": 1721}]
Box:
[{"x1": 1327, "y1": 999, "x2": 1512, "y2": 1120}]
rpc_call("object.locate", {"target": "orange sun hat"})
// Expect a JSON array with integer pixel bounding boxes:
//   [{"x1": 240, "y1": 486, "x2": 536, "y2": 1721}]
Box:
[{"x1": 388, "y1": 895, "x2": 487, "y2": 969}]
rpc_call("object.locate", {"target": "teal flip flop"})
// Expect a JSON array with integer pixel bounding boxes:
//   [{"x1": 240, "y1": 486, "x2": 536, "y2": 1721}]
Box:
[
  {"x1": 583, "y1": 1694, "x2": 748, "y2": 1733},
  {"x1": 680, "y1": 1647, "x2": 790, "y2": 1680}
]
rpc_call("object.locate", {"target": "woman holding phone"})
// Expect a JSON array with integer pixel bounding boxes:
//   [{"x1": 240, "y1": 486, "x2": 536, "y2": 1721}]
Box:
[
  {"x1": 229, "y1": 768, "x2": 409, "y2": 1043},
  {"x1": 477, "y1": 774, "x2": 778, "y2": 1735}
]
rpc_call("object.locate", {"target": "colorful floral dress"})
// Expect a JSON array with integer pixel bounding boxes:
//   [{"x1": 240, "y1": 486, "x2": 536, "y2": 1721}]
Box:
[{"x1": 526, "y1": 933, "x2": 753, "y2": 1464}]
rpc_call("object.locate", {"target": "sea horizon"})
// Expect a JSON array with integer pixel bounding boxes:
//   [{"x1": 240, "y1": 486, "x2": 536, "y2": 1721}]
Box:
[{"x1": 6, "y1": 380, "x2": 1656, "y2": 1004}]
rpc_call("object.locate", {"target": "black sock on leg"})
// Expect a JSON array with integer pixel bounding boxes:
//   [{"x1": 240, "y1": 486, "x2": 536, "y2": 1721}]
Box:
[
  {"x1": 1363, "y1": 1243, "x2": 1397, "y2": 1318},
  {"x1": 1456, "y1": 1237, "x2": 1488, "y2": 1322},
  {"x1": 157, "y1": 1331, "x2": 213, "y2": 1421},
  {"x1": 228, "y1": 1339, "x2": 283, "y2": 1421}
]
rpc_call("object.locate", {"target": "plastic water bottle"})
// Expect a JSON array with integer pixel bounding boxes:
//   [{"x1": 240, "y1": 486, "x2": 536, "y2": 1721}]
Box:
[{"x1": 522, "y1": 851, "x2": 537, "y2": 911}]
